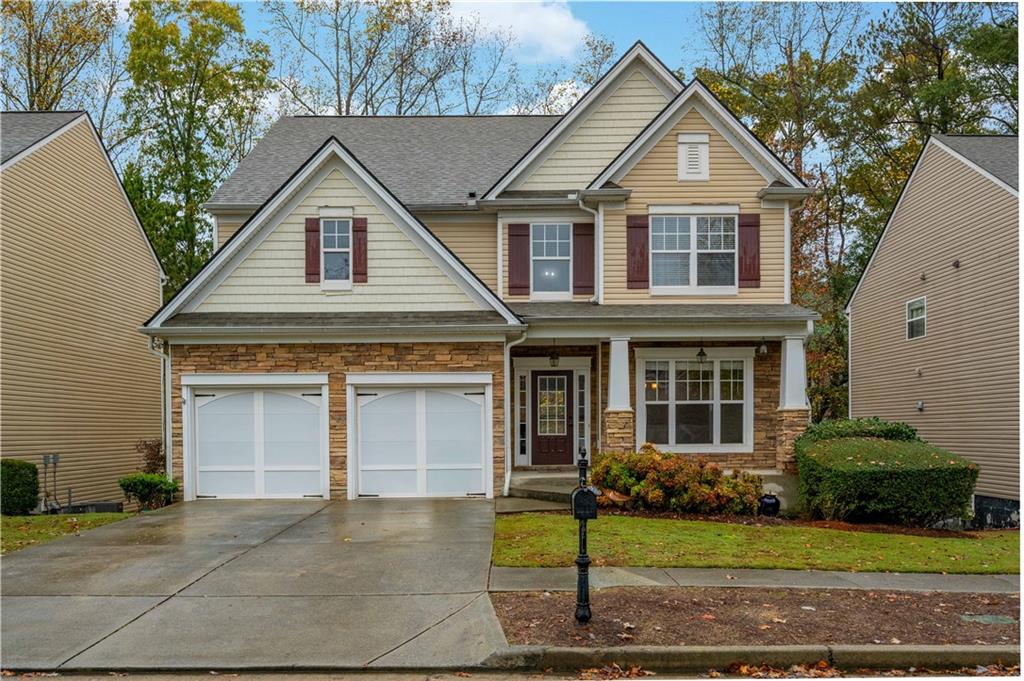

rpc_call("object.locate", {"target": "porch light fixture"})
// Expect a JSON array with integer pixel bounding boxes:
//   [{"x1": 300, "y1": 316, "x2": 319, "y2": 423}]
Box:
[
  {"x1": 758, "y1": 338, "x2": 768, "y2": 355},
  {"x1": 549, "y1": 340, "x2": 560, "y2": 367},
  {"x1": 696, "y1": 346, "x2": 707, "y2": 364}
]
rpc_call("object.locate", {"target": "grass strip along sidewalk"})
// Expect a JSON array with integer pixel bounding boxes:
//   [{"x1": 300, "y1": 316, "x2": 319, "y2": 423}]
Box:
[
  {"x1": 494, "y1": 513, "x2": 1019, "y2": 574},
  {"x1": 1, "y1": 513, "x2": 129, "y2": 554}
]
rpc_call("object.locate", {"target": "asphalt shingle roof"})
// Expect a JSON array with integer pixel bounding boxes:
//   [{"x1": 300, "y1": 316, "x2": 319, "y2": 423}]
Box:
[
  {"x1": 934, "y1": 134, "x2": 1018, "y2": 190},
  {"x1": 161, "y1": 310, "x2": 508, "y2": 329},
  {"x1": 208, "y1": 115, "x2": 560, "y2": 209},
  {"x1": 1, "y1": 111, "x2": 84, "y2": 164},
  {"x1": 509, "y1": 302, "x2": 819, "y2": 322}
]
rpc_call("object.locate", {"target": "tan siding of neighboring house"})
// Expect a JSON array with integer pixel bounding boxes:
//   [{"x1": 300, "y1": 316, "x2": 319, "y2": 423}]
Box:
[
  {"x1": 517, "y1": 68, "x2": 670, "y2": 191},
  {"x1": 604, "y1": 108, "x2": 786, "y2": 303},
  {"x1": 421, "y1": 217, "x2": 498, "y2": 291},
  {"x1": 849, "y1": 145, "x2": 1019, "y2": 500},
  {"x1": 1, "y1": 120, "x2": 163, "y2": 503},
  {"x1": 196, "y1": 166, "x2": 481, "y2": 312},
  {"x1": 216, "y1": 217, "x2": 246, "y2": 249}
]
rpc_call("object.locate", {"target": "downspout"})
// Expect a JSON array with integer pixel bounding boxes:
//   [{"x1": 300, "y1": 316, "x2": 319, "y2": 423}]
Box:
[
  {"x1": 577, "y1": 197, "x2": 600, "y2": 304},
  {"x1": 503, "y1": 329, "x2": 529, "y2": 496},
  {"x1": 146, "y1": 336, "x2": 172, "y2": 478}
]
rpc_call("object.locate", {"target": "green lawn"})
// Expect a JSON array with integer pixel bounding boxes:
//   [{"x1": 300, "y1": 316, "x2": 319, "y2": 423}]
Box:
[
  {"x1": 494, "y1": 513, "x2": 1019, "y2": 574},
  {"x1": 1, "y1": 513, "x2": 130, "y2": 554}
]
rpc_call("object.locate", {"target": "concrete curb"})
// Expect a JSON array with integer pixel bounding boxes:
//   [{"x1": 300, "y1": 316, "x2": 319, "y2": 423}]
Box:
[{"x1": 483, "y1": 644, "x2": 1021, "y2": 673}]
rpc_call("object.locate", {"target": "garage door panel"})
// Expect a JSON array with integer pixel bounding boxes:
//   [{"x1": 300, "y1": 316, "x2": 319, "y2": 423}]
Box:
[
  {"x1": 263, "y1": 392, "x2": 320, "y2": 468},
  {"x1": 357, "y1": 385, "x2": 487, "y2": 498},
  {"x1": 264, "y1": 469, "x2": 321, "y2": 497},
  {"x1": 197, "y1": 393, "x2": 256, "y2": 469},
  {"x1": 198, "y1": 470, "x2": 256, "y2": 497}
]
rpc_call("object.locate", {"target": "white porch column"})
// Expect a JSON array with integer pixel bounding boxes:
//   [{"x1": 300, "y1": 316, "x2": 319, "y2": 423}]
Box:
[
  {"x1": 780, "y1": 335, "x2": 809, "y2": 410},
  {"x1": 608, "y1": 337, "x2": 631, "y2": 411}
]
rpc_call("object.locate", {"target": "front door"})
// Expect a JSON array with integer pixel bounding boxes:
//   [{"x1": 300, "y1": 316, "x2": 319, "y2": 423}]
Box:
[{"x1": 531, "y1": 370, "x2": 574, "y2": 465}]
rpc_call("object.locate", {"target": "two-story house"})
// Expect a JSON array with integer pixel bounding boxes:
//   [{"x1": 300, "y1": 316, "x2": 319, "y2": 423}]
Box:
[
  {"x1": 142, "y1": 43, "x2": 816, "y2": 501},
  {"x1": 847, "y1": 134, "x2": 1019, "y2": 527}
]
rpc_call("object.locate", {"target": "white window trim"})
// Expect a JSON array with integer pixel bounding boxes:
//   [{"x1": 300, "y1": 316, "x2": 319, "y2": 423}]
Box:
[
  {"x1": 634, "y1": 347, "x2": 754, "y2": 454},
  {"x1": 649, "y1": 213, "x2": 739, "y2": 296},
  {"x1": 529, "y1": 222, "x2": 573, "y2": 301},
  {"x1": 906, "y1": 296, "x2": 927, "y2": 340},
  {"x1": 320, "y1": 217, "x2": 353, "y2": 291},
  {"x1": 677, "y1": 132, "x2": 710, "y2": 182}
]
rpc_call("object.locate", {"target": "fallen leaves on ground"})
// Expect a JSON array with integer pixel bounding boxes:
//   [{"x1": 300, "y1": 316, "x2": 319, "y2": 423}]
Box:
[{"x1": 578, "y1": 663, "x2": 655, "y2": 679}]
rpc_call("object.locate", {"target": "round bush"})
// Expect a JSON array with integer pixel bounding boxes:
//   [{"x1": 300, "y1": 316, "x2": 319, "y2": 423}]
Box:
[
  {"x1": 1, "y1": 459, "x2": 40, "y2": 515},
  {"x1": 118, "y1": 473, "x2": 178, "y2": 510}
]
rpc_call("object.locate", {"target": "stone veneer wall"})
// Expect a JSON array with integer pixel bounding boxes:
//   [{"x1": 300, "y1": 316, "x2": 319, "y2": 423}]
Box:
[
  {"x1": 598, "y1": 340, "x2": 807, "y2": 469},
  {"x1": 170, "y1": 342, "x2": 505, "y2": 497}
]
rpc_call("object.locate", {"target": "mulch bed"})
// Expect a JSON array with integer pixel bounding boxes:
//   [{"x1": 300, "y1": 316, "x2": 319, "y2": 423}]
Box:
[{"x1": 491, "y1": 587, "x2": 1020, "y2": 647}]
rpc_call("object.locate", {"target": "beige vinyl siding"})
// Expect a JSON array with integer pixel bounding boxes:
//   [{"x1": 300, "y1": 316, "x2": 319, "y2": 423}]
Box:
[
  {"x1": 197, "y1": 167, "x2": 479, "y2": 312},
  {"x1": 216, "y1": 218, "x2": 245, "y2": 249},
  {"x1": 604, "y1": 108, "x2": 786, "y2": 303},
  {"x1": 1, "y1": 120, "x2": 163, "y2": 503},
  {"x1": 517, "y1": 68, "x2": 670, "y2": 191},
  {"x1": 421, "y1": 218, "x2": 498, "y2": 291},
  {"x1": 849, "y1": 146, "x2": 1019, "y2": 500}
]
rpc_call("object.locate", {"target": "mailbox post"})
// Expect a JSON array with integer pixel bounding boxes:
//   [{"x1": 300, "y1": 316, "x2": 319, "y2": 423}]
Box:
[{"x1": 570, "y1": 448, "x2": 597, "y2": 624}]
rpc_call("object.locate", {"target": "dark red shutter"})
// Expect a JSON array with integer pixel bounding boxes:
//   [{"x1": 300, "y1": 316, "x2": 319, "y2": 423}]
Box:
[
  {"x1": 626, "y1": 215, "x2": 649, "y2": 289},
  {"x1": 507, "y1": 223, "x2": 530, "y2": 295},
  {"x1": 738, "y1": 213, "x2": 760, "y2": 288},
  {"x1": 304, "y1": 217, "x2": 320, "y2": 283},
  {"x1": 572, "y1": 223, "x2": 594, "y2": 295},
  {"x1": 352, "y1": 217, "x2": 368, "y2": 283}
]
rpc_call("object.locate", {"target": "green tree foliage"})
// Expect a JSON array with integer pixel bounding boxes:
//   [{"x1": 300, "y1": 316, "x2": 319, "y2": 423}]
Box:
[
  {"x1": 122, "y1": 0, "x2": 272, "y2": 298},
  {"x1": 0, "y1": 0, "x2": 116, "y2": 110}
]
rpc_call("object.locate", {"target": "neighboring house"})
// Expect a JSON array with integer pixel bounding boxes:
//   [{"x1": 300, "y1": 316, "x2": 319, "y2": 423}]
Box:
[
  {"x1": 846, "y1": 134, "x2": 1019, "y2": 527},
  {"x1": 1, "y1": 111, "x2": 166, "y2": 505},
  {"x1": 142, "y1": 43, "x2": 816, "y2": 501}
]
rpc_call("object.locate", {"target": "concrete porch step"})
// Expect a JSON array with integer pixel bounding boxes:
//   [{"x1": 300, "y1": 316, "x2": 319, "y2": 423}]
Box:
[{"x1": 508, "y1": 471, "x2": 576, "y2": 505}]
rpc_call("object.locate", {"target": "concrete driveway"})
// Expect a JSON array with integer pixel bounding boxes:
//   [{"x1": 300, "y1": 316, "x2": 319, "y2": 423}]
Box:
[{"x1": 1, "y1": 499, "x2": 506, "y2": 671}]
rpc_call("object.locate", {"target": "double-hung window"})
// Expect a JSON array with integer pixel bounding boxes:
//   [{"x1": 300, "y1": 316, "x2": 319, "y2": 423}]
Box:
[
  {"x1": 906, "y1": 297, "x2": 926, "y2": 339},
  {"x1": 321, "y1": 218, "x2": 351, "y2": 289},
  {"x1": 650, "y1": 214, "x2": 737, "y2": 293},
  {"x1": 637, "y1": 350, "x2": 753, "y2": 452},
  {"x1": 531, "y1": 223, "x2": 571, "y2": 299}
]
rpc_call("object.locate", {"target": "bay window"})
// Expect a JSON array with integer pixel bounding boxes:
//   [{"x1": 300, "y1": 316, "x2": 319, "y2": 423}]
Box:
[
  {"x1": 636, "y1": 349, "x2": 753, "y2": 452},
  {"x1": 650, "y1": 214, "x2": 737, "y2": 293}
]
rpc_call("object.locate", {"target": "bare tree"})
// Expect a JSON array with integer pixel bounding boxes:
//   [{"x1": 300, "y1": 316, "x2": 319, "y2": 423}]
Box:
[{"x1": 509, "y1": 33, "x2": 617, "y2": 114}]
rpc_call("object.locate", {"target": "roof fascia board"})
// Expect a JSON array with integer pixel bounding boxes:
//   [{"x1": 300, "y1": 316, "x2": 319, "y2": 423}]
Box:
[
  {"x1": 161, "y1": 332, "x2": 512, "y2": 345},
  {"x1": 151, "y1": 139, "x2": 521, "y2": 327},
  {"x1": 590, "y1": 82, "x2": 805, "y2": 190},
  {"x1": 482, "y1": 43, "x2": 682, "y2": 200},
  {"x1": 930, "y1": 137, "x2": 1019, "y2": 197},
  {"x1": 514, "y1": 319, "x2": 812, "y2": 339},
  {"x1": 0, "y1": 112, "x2": 86, "y2": 170},
  {"x1": 845, "y1": 139, "x2": 933, "y2": 314}
]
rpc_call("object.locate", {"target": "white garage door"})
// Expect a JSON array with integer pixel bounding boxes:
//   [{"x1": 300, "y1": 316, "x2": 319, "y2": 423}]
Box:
[
  {"x1": 194, "y1": 388, "x2": 325, "y2": 498},
  {"x1": 356, "y1": 387, "x2": 486, "y2": 497}
]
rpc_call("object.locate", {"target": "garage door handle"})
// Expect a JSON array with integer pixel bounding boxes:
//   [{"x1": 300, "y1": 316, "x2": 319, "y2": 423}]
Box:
[
  {"x1": 464, "y1": 391, "x2": 484, "y2": 396},
  {"x1": 194, "y1": 393, "x2": 216, "y2": 398},
  {"x1": 301, "y1": 392, "x2": 321, "y2": 397},
  {"x1": 357, "y1": 392, "x2": 378, "y2": 397}
]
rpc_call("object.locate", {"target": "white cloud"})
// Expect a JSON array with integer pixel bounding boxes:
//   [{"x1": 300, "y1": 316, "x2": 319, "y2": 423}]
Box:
[{"x1": 449, "y1": 1, "x2": 588, "y2": 63}]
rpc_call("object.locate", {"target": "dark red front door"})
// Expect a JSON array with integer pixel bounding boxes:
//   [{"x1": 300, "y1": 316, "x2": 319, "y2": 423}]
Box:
[{"x1": 531, "y1": 370, "x2": 574, "y2": 465}]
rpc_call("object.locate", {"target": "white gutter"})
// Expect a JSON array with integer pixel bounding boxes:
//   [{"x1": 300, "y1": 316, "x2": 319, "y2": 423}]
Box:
[
  {"x1": 146, "y1": 337, "x2": 172, "y2": 478},
  {"x1": 503, "y1": 329, "x2": 529, "y2": 496},
  {"x1": 577, "y1": 197, "x2": 600, "y2": 304}
]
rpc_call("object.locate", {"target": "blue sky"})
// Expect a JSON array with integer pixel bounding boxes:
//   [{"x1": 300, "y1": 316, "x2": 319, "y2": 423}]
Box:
[{"x1": 241, "y1": 1, "x2": 894, "y2": 79}]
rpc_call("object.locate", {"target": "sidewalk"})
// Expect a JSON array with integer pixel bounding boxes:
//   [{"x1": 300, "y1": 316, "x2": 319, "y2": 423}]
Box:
[{"x1": 489, "y1": 566, "x2": 1020, "y2": 593}]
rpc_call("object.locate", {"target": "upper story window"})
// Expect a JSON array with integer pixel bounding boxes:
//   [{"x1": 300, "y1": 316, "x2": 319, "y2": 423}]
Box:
[
  {"x1": 906, "y1": 297, "x2": 926, "y2": 339},
  {"x1": 531, "y1": 223, "x2": 571, "y2": 299},
  {"x1": 321, "y1": 218, "x2": 351, "y2": 289},
  {"x1": 677, "y1": 133, "x2": 709, "y2": 181},
  {"x1": 650, "y1": 214, "x2": 736, "y2": 293}
]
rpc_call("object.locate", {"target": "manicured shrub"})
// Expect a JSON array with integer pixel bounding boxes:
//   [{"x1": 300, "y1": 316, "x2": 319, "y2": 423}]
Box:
[
  {"x1": 592, "y1": 444, "x2": 763, "y2": 515},
  {"x1": 800, "y1": 417, "x2": 919, "y2": 443},
  {"x1": 135, "y1": 438, "x2": 165, "y2": 474},
  {"x1": 795, "y1": 437, "x2": 978, "y2": 526},
  {"x1": 118, "y1": 473, "x2": 178, "y2": 510},
  {"x1": 1, "y1": 459, "x2": 39, "y2": 515}
]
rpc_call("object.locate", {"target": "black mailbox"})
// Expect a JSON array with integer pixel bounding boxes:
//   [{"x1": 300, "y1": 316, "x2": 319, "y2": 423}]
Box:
[{"x1": 571, "y1": 486, "x2": 598, "y2": 520}]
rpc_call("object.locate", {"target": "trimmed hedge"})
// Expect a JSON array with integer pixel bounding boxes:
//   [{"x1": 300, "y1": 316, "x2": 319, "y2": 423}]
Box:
[
  {"x1": 799, "y1": 417, "x2": 920, "y2": 443},
  {"x1": 118, "y1": 473, "x2": 178, "y2": 510},
  {"x1": 592, "y1": 444, "x2": 763, "y2": 515},
  {"x1": 795, "y1": 436, "x2": 978, "y2": 526},
  {"x1": 1, "y1": 459, "x2": 39, "y2": 515}
]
